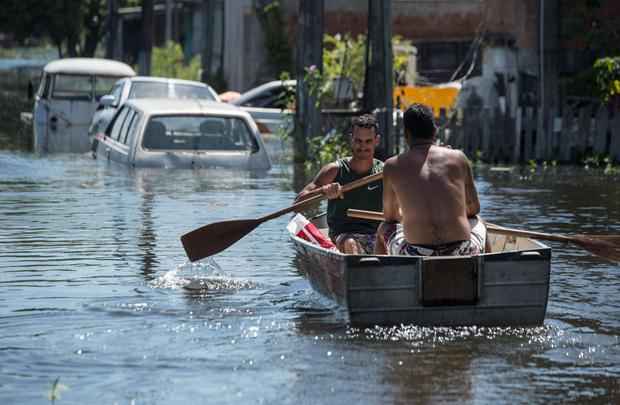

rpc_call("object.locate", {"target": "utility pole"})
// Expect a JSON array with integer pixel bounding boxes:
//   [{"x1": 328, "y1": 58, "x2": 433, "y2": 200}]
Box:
[
  {"x1": 165, "y1": 0, "x2": 174, "y2": 43},
  {"x1": 364, "y1": 0, "x2": 393, "y2": 159},
  {"x1": 538, "y1": 0, "x2": 559, "y2": 160},
  {"x1": 139, "y1": 0, "x2": 154, "y2": 75},
  {"x1": 105, "y1": 0, "x2": 118, "y2": 60},
  {"x1": 294, "y1": 0, "x2": 324, "y2": 164},
  {"x1": 201, "y1": 0, "x2": 216, "y2": 84}
]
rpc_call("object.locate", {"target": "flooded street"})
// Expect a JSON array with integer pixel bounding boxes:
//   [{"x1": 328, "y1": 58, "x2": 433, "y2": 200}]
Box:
[{"x1": 1, "y1": 150, "x2": 619, "y2": 404}]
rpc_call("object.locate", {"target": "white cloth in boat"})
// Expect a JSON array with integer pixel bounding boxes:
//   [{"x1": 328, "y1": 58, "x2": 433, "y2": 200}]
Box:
[{"x1": 386, "y1": 217, "x2": 486, "y2": 256}]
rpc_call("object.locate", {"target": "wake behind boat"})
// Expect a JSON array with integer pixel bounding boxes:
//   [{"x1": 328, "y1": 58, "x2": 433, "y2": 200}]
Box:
[{"x1": 289, "y1": 214, "x2": 551, "y2": 327}]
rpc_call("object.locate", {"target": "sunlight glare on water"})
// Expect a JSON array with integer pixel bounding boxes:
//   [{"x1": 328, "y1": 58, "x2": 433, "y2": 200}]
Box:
[{"x1": 1, "y1": 151, "x2": 619, "y2": 404}]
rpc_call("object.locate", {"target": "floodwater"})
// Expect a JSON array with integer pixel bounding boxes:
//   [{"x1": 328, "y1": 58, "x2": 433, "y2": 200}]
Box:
[{"x1": 1, "y1": 149, "x2": 619, "y2": 404}]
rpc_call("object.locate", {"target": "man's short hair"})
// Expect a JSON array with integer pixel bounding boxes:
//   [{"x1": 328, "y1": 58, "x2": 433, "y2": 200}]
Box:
[
  {"x1": 351, "y1": 114, "x2": 378, "y2": 133},
  {"x1": 403, "y1": 103, "x2": 436, "y2": 139}
]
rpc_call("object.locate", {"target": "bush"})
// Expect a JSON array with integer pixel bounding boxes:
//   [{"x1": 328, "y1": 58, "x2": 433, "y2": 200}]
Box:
[{"x1": 151, "y1": 41, "x2": 201, "y2": 81}]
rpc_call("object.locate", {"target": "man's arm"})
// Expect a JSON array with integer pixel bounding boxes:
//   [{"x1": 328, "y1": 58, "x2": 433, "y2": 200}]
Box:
[
  {"x1": 462, "y1": 153, "x2": 480, "y2": 217},
  {"x1": 294, "y1": 162, "x2": 339, "y2": 203},
  {"x1": 382, "y1": 160, "x2": 401, "y2": 223}
]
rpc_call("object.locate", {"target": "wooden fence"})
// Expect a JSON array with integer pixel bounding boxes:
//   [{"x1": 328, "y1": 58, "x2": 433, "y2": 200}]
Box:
[{"x1": 435, "y1": 104, "x2": 620, "y2": 164}]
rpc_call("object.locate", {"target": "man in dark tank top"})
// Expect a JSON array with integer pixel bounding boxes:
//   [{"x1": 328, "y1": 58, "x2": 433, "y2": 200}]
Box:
[{"x1": 295, "y1": 114, "x2": 383, "y2": 254}]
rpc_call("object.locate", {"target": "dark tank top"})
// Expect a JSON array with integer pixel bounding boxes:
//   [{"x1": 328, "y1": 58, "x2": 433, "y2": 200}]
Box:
[{"x1": 327, "y1": 158, "x2": 383, "y2": 238}]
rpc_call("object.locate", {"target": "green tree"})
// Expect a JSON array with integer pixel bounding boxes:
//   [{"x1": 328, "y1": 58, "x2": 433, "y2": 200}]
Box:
[
  {"x1": 151, "y1": 41, "x2": 201, "y2": 81},
  {"x1": 0, "y1": 0, "x2": 109, "y2": 58}
]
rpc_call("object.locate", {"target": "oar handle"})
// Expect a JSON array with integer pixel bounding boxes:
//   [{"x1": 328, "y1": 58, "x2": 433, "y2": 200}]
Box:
[
  {"x1": 261, "y1": 172, "x2": 384, "y2": 223},
  {"x1": 483, "y1": 223, "x2": 573, "y2": 243},
  {"x1": 347, "y1": 209, "x2": 576, "y2": 243}
]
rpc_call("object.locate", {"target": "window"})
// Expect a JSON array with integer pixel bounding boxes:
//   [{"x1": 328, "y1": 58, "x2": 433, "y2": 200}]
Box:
[
  {"x1": 95, "y1": 76, "x2": 122, "y2": 100},
  {"x1": 129, "y1": 82, "x2": 169, "y2": 99},
  {"x1": 142, "y1": 115, "x2": 256, "y2": 151},
  {"x1": 37, "y1": 73, "x2": 51, "y2": 99},
  {"x1": 174, "y1": 84, "x2": 217, "y2": 101},
  {"x1": 108, "y1": 106, "x2": 130, "y2": 141},
  {"x1": 123, "y1": 111, "x2": 141, "y2": 145},
  {"x1": 52, "y1": 74, "x2": 92, "y2": 100},
  {"x1": 117, "y1": 110, "x2": 136, "y2": 144}
]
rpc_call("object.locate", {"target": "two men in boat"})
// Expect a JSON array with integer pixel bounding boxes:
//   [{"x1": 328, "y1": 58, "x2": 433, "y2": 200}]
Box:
[
  {"x1": 295, "y1": 114, "x2": 383, "y2": 254},
  {"x1": 374, "y1": 103, "x2": 486, "y2": 256}
]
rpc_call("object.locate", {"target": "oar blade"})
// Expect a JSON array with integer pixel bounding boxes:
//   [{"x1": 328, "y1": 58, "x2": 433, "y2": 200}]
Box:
[
  {"x1": 574, "y1": 235, "x2": 620, "y2": 263},
  {"x1": 181, "y1": 219, "x2": 261, "y2": 262}
]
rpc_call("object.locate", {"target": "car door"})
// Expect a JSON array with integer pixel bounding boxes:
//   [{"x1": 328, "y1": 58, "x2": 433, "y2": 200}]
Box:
[{"x1": 33, "y1": 72, "x2": 52, "y2": 151}]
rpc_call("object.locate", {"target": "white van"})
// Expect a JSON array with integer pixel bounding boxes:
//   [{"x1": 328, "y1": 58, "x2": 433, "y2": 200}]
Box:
[{"x1": 33, "y1": 58, "x2": 135, "y2": 153}]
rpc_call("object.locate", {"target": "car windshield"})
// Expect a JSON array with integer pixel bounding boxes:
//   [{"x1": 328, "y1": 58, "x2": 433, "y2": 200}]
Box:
[
  {"x1": 52, "y1": 74, "x2": 92, "y2": 100},
  {"x1": 142, "y1": 115, "x2": 256, "y2": 151},
  {"x1": 129, "y1": 82, "x2": 169, "y2": 99},
  {"x1": 95, "y1": 76, "x2": 123, "y2": 100},
  {"x1": 174, "y1": 84, "x2": 216, "y2": 101}
]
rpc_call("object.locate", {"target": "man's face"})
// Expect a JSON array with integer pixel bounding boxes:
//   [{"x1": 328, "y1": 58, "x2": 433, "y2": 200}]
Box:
[{"x1": 350, "y1": 126, "x2": 379, "y2": 159}]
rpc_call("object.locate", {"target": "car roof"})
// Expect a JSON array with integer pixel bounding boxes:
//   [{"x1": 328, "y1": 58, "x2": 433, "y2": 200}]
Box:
[
  {"x1": 125, "y1": 98, "x2": 251, "y2": 118},
  {"x1": 231, "y1": 80, "x2": 296, "y2": 105},
  {"x1": 44, "y1": 58, "x2": 136, "y2": 77},
  {"x1": 124, "y1": 76, "x2": 209, "y2": 87}
]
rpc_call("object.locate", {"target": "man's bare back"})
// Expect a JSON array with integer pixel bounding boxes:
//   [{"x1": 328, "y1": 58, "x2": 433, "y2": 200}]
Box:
[{"x1": 383, "y1": 144, "x2": 480, "y2": 245}]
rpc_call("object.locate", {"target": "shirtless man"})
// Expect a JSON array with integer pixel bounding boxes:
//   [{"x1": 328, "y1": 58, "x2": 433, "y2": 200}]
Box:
[
  {"x1": 375, "y1": 103, "x2": 486, "y2": 256},
  {"x1": 295, "y1": 114, "x2": 383, "y2": 254}
]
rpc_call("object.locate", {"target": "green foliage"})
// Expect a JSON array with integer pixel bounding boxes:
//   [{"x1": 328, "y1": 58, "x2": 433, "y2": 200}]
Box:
[
  {"x1": 323, "y1": 33, "x2": 366, "y2": 98},
  {"x1": 0, "y1": 0, "x2": 106, "y2": 57},
  {"x1": 151, "y1": 41, "x2": 201, "y2": 81},
  {"x1": 583, "y1": 153, "x2": 618, "y2": 174},
  {"x1": 592, "y1": 57, "x2": 620, "y2": 102},
  {"x1": 256, "y1": 1, "x2": 293, "y2": 77},
  {"x1": 304, "y1": 131, "x2": 350, "y2": 173}
]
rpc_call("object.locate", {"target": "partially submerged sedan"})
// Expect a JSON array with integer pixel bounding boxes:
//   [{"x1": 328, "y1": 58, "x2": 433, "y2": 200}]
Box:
[{"x1": 92, "y1": 98, "x2": 271, "y2": 170}]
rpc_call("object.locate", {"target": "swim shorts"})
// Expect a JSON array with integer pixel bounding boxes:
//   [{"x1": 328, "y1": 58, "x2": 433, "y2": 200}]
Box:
[
  {"x1": 334, "y1": 232, "x2": 376, "y2": 254},
  {"x1": 382, "y1": 217, "x2": 486, "y2": 256}
]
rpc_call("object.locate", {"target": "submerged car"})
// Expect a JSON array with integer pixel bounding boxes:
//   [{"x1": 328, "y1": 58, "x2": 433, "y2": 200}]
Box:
[
  {"x1": 88, "y1": 76, "x2": 220, "y2": 142},
  {"x1": 33, "y1": 58, "x2": 136, "y2": 153},
  {"x1": 92, "y1": 98, "x2": 271, "y2": 170},
  {"x1": 230, "y1": 79, "x2": 295, "y2": 136}
]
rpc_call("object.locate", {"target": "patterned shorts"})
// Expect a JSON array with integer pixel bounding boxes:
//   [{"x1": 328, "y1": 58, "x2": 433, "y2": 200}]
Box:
[
  {"x1": 382, "y1": 217, "x2": 486, "y2": 257},
  {"x1": 333, "y1": 232, "x2": 377, "y2": 254}
]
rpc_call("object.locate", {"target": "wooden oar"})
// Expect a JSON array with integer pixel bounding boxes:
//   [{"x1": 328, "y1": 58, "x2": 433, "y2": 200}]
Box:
[
  {"x1": 181, "y1": 172, "x2": 384, "y2": 262},
  {"x1": 346, "y1": 208, "x2": 620, "y2": 262}
]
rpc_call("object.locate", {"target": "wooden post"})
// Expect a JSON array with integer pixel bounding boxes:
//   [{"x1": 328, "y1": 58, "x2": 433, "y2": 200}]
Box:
[
  {"x1": 576, "y1": 107, "x2": 589, "y2": 160},
  {"x1": 559, "y1": 105, "x2": 571, "y2": 162},
  {"x1": 139, "y1": 0, "x2": 154, "y2": 75},
  {"x1": 294, "y1": 0, "x2": 323, "y2": 164},
  {"x1": 593, "y1": 106, "x2": 609, "y2": 155},
  {"x1": 481, "y1": 107, "x2": 491, "y2": 155},
  {"x1": 513, "y1": 107, "x2": 522, "y2": 163},
  {"x1": 610, "y1": 111, "x2": 620, "y2": 162},
  {"x1": 364, "y1": 0, "x2": 393, "y2": 159}
]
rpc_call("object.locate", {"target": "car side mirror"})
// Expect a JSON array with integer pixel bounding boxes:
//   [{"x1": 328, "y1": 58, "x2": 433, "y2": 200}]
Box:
[{"x1": 100, "y1": 94, "x2": 116, "y2": 108}]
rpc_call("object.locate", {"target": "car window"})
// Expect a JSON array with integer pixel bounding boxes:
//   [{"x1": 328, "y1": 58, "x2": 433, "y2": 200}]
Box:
[
  {"x1": 37, "y1": 73, "x2": 51, "y2": 99},
  {"x1": 117, "y1": 109, "x2": 136, "y2": 144},
  {"x1": 95, "y1": 76, "x2": 122, "y2": 100},
  {"x1": 110, "y1": 82, "x2": 123, "y2": 105},
  {"x1": 242, "y1": 86, "x2": 291, "y2": 109},
  {"x1": 123, "y1": 111, "x2": 141, "y2": 145},
  {"x1": 142, "y1": 115, "x2": 256, "y2": 151},
  {"x1": 52, "y1": 74, "x2": 92, "y2": 100},
  {"x1": 129, "y1": 82, "x2": 169, "y2": 99},
  {"x1": 173, "y1": 84, "x2": 216, "y2": 101},
  {"x1": 108, "y1": 106, "x2": 130, "y2": 141}
]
